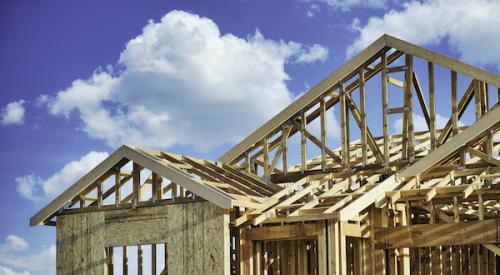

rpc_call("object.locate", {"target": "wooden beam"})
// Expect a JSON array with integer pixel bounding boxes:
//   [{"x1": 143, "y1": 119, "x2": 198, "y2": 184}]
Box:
[
  {"x1": 375, "y1": 218, "x2": 500, "y2": 249},
  {"x1": 242, "y1": 223, "x2": 322, "y2": 241},
  {"x1": 413, "y1": 72, "x2": 430, "y2": 130}
]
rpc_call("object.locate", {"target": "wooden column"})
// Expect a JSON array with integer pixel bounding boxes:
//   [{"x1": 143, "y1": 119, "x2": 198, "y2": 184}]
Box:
[
  {"x1": 451, "y1": 71, "x2": 458, "y2": 136},
  {"x1": 133, "y1": 162, "x2": 141, "y2": 207},
  {"x1": 301, "y1": 110, "x2": 307, "y2": 172},
  {"x1": 404, "y1": 54, "x2": 415, "y2": 162},
  {"x1": 381, "y1": 51, "x2": 390, "y2": 164},
  {"x1": 340, "y1": 82, "x2": 349, "y2": 166},
  {"x1": 115, "y1": 166, "x2": 121, "y2": 206},
  {"x1": 359, "y1": 68, "x2": 368, "y2": 166},
  {"x1": 240, "y1": 230, "x2": 254, "y2": 275},
  {"x1": 320, "y1": 96, "x2": 327, "y2": 171},
  {"x1": 262, "y1": 137, "x2": 269, "y2": 181},
  {"x1": 428, "y1": 62, "x2": 436, "y2": 149},
  {"x1": 318, "y1": 223, "x2": 328, "y2": 275}
]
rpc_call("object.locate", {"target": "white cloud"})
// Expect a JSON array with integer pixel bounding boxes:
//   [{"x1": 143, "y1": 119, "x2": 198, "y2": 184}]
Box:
[
  {"x1": 1, "y1": 100, "x2": 26, "y2": 126},
  {"x1": 16, "y1": 151, "x2": 108, "y2": 203},
  {"x1": 44, "y1": 10, "x2": 329, "y2": 151},
  {"x1": 294, "y1": 44, "x2": 329, "y2": 63},
  {"x1": 0, "y1": 236, "x2": 28, "y2": 254},
  {"x1": 307, "y1": 4, "x2": 321, "y2": 17},
  {"x1": 392, "y1": 113, "x2": 448, "y2": 133},
  {"x1": 0, "y1": 267, "x2": 30, "y2": 275},
  {"x1": 310, "y1": 0, "x2": 389, "y2": 12},
  {"x1": 0, "y1": 245, "x2": 55, "y2": 275},
  {"x1": 347, "y1": 0, "x2": 500, "y2": 69},
  {"x1": 0, "y1": 236, "x2": 54, "y2": 275}
]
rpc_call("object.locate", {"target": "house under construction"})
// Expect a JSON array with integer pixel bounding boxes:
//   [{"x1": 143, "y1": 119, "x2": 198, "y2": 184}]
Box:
[{"x1": 32, "y1": 34, "x2": 500, "y2": 275}]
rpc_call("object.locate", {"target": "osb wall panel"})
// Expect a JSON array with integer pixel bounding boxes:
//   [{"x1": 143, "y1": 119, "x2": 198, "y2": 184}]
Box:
[
  {"x1": 56, "y1": 201, "x2": 230, "y2": 275},
  {"x1": 56, "y1": 211, "x2": 106, "y2": 275}
]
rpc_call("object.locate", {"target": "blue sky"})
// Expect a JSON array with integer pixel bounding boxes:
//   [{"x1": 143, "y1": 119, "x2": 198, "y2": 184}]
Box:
[{"x1": 0, "y1": 0, "x2": 499, "y2": 274}]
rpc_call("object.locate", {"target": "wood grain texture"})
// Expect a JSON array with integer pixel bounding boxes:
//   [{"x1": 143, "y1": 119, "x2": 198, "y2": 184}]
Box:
[{"x1": 57, "y1": 201, "x2": 229, "y2": 275}]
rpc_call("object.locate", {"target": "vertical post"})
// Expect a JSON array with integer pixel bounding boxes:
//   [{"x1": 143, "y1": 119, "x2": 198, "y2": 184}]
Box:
[
  {"x1": 318, "y1": 223, "x2": 328, "y2": 275},
  {"x1": 475, "y1": 80, "x2": 483, "y2": 121},
  {"x1": 340, "y1": 225, "x2": 348, "y2": 275},
  {"x1": 79, "y1": 195, "x2": 84, "y2": 208},
  {"x1": 399, "y1": 206, "x2": 411, "y2": 275},
  {"x1": 451, "y1": 71, "x2": 458, "y2": 136},
  {"x1": 106, "y1": 247, "x2": 114, "y2": 275},
  {"x1": 123, "y1": 246, "x2": 128, "y2": 275},
  {"x1": 263, "y1": 137, "x2": 269, "y2": 181},
  {"x1": 381, "y1": 52, "x2": 390, "y2": 165},
  {"x1": 115, "y1": 167, "x2": 121, "y2": 206},
  {"x1": 320, "y1": 96, "x2": 327, "y2": 171},
  {"x1": 152, "y1": 172, "x2": 159, "y2": 203},
  {"x1": 301, "y1": 110, "x2": 307, "y2": 173},
  {"x1": 254, "y1": 241, "x2": 263, "y2": 275},
  {"x1": 240, "y1": 230, "x2": 254, "y2": 275},
  {"x1": 359, "y1": 68, "x2": 367, "y2": 166},
  {"x1": 245, "y1": 152, "x2": 251, "y2": 174},
  {"x1": 478, "y1": 194, "x2": 485, "y2": 221},
  {"x1": 138, "y1": 245, "x2": 143, "y2": 275},
  {"x1": 282, "y1": 125, "x2": 289, "y2": 175},
  {"x1": 172, "y1": 183, "x2": 177, "y2": 200},
  {"x1": 96, "y1": 179, "x2": 103, "y2": 209},
  {"x1": 340, "y1": 82, "x2": 349, "y2": 166},
  {"x1": 404, "y1": 54, "x2": 415, "y2": 161},
  {"x1": 428, "y1": 62, "x2": 436, "y2": 150},
  {"x1": 482, "y1": 84, "x2": 494, "y2": 158},
  {"x1": 133, "y1": 162, "x2": 141, "y2": 207},
  {"x1": 152, "y1": 244, "x2": 157, "y2": 275}
]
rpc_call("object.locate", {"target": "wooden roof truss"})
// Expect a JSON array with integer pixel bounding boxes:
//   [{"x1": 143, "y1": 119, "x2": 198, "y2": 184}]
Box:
[{"x1": 32, "y1": 35, "x2": 500, "y2": 236}]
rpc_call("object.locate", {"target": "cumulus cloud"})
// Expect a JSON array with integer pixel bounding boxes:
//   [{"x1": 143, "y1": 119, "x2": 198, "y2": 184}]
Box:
[
  {"x1": 43, "y1": 10, "x2": 330, "y2": 151},
  {"x1": 16, "y1": 151, "x2": 108, "y2": 203},
  {"x1": 0, "y1": 235, "x2": 54, "y2": 275},
  {"x1": 1, "y1": 100, "x2": 26, "y2": 126},
  {"x1": 347, "y1": 0, "x2": 500, "y2": 69}
]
